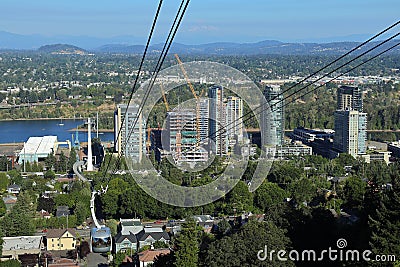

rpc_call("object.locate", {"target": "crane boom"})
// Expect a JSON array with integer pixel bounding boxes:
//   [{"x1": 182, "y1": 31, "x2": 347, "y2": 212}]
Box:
[
  {"x1": 160, "y1": 83, "x2": 170, "y2": 111},
  {"x1": 174, "y1": 54, "x2": 200, "y2": 144}
]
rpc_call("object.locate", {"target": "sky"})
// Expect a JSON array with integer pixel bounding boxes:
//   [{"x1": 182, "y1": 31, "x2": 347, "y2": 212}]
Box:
[{"x1": 0, "y1": 0, "x2": 399, "y2": 44}]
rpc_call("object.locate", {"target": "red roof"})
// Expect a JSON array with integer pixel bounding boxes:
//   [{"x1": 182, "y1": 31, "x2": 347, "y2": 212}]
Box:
[{"x1": 139, "y1": 249, "x2": 171, "y2": 263}]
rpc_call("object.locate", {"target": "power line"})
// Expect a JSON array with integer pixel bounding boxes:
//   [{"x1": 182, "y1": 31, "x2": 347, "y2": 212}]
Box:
[
  {"x1": 101, "y1": 0, "x2": 164, "y2": 177},
  {"x1": 110, "y1": 0, "x2": 191, "y2": 175},
  {"x1": 242, "y1": 40, "x2": 400, "y2": 131},
  {"x1": 189, "y1": 28, "x2": 400, "y2": 152}
]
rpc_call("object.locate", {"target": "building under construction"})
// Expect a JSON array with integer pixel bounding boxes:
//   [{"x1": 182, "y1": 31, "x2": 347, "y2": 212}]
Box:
[{"x1": 166, "y1": 108, "x2": 208, "y2": 164}]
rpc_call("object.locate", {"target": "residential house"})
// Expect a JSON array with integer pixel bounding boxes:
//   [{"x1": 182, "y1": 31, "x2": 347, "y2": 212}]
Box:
[
  {"x1": 138, "y1": 249, "x2": 171, "y2": 267},
  {"x1": 7, "y1": 184, "x2": 21, "y2": 194},
  {"x1": 115, "y1": 218, "x2": 143, "y2": 253},
  {"x1": 136, "y1": 227, "x2": 170, "y2": 250},
  {"x1": 56, "y1": 206, "x2": 70, "y2": 217},
  {"x1": 115, "y1": 232, "x2": 137, "y2": 254},
  {"x1": 2, "y1": 195, "x2": 17, "y2": 211},
  {"x1": 1, "y1": 236, "x2": 43, "y2": 261},
  {"x1": 193, "y1": 215, "x2": 214, "y2": 232},
  {"x1": 46, "y1": 228, "x2": 77, "y2": 251},
  {"x1": 119, "y1": 218, "x2": 143, "y2": 235},
  {"x1": 39, "y1": 209, "x2": 51, "y2": 219}
]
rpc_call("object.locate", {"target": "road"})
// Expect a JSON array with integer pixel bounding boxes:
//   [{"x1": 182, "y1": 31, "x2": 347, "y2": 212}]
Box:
[{"x1": 83, "y1": 253, "x2": 109, "y2": 267}]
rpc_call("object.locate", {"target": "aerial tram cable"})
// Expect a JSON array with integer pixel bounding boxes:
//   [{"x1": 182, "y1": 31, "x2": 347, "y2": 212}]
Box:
[
  {"x1": 101, "y1": 0, "x2": 164, "y2": 178},
  {"x1": 187, "y1": 25, "x2": 400, "y2": 152},
  {"x1": 73, "y1": 0, "x2": 165, "y2": 253},
  {"x1": 236, "y1": 40, "x2": 400, "y2": 142},
  {"x1": 111, "y1": 0, "x2": 191, "y2": 175}
]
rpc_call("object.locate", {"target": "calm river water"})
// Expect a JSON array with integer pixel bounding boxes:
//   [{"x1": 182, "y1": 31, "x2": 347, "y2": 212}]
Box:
[{"x1": 0, "y1": 119, "x2": 114, "y2": 143}]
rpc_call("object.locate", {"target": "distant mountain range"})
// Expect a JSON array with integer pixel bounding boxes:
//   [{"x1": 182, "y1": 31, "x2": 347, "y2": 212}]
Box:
[
  {"x1": 0, "y1": 31, "x2": 399, "y2": 55},
  {"x1": 95, "y1": 40, "x2": 400, "y2": 55}
]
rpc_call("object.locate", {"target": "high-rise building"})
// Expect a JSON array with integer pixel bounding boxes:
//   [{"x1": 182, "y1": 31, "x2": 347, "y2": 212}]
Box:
[
  {"x1": 114, "y1": 104, "x2": 146, "y2": 163},
  {"x1": 337, "y1": 85, "x2": 363, "y2": 112},
  {"x1": 166, "y1": 109, "x2": 208, "y2": 163},
  {"x1": 333, "y1": 85, "x2": 367, "y2": 158},
  {"x1": 333, "y1": 110, "x2": 367, "y2": 157},
  {"x1": 198, "y1": 98, "x2": 209, "y2": 142},
  {"x1": 262, "y1": 85, "x2": 284, "y2": 146},
  {"x1": 226, "y1": 96, "x2": 244, "y2": 146},
  {"x1": 208, "y1": 85, "x2": 228, "y2": 156}
]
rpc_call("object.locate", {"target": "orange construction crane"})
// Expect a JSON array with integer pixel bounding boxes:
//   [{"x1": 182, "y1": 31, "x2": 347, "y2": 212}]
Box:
[
  {"x1": 146, "y1": 127, "x2": 152, "y2": 154},
  {"x1": 174, "y1": 54, "x2": 200, "y2": 145},
  {"x1": 160, "y1": 82, "x2": 170, "y2": 112}
]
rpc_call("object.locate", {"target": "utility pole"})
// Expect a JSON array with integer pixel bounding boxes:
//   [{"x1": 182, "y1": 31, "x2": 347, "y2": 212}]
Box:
[
  {"x1": 23, "y1": 142, "x2": 26, "y2": 172},
  {"x1": 96, "y1": 112, "x2": 99, "y2": 139}
]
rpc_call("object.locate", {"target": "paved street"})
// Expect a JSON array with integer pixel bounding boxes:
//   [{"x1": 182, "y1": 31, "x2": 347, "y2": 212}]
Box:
[{"x1": 83, "y1": 253, "x2": 109, "y2": 267}]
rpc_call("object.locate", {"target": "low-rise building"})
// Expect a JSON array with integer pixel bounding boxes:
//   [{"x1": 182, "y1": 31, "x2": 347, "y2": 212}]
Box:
[
  {"x1": 46, "y1": 228, "x2": 77, "y2": 251},
  {"x1": 114, "y1": 218, "x2": 144, "y2": 253},
  {"x1": 136, "y1": 227, "x2": 170, "y2": 249},
  {"x1": 138, "y1": 248, "x2": 171, "y2": 267},
  {"x1": 388, "y1": 141, "x2": 400, "y2": 158},
  {"x1": 265, "y1": 144, "x2": 312, "y2": 159},
  {"x1": 361, "y1": 151, "x2": 392, "y2": 165},
  {"x1": 1, "y1": 236, "x2": 43, "y2": 261},
  {"x1": 3, "y1": 195, "x2": 17, "y2": 211},
  {"x1": 7, "y1": 184, "x2": 21, "y2": 194},
  {"x1": 56, "y1": 206, "x2": 70, "y2": 217},
  {"x1": 119, "y1": 218, "x2": 143, "y2": 235},
  {"x1": 115, "y1": 232, "x2": 137, "y2": 254}
]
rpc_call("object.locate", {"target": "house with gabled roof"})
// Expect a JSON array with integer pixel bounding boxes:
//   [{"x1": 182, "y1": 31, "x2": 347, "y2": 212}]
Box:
[
  {"x1": 46, "y1": 228, "x2": 76, "y2": 251},
  {"x1": 7, "y1": 184, "x2": 21, "y2": 194},
  {"x1": 115, "y1": 232, "x2": 138, "y2": 254},
  {"x1": 115, "y1": 218, "x2": 143, "y2": 253},
  {"x1": 138, "y1": 248, "x2": 171, "y2": 267},
  {"x1": 136, "y1": 227, "x2": 170, "y2": 250},
  {"x1": 56, "y1": 206, "x2": 70, "y2": 217}
]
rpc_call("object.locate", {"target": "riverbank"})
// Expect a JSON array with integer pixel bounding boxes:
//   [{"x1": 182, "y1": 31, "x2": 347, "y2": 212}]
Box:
[
  {"x1": 69, "y1": 128, "x2": 114, "y2": 132},
  {"x1": 0, "y1": 117, "x2": 82, "y2": 122}
]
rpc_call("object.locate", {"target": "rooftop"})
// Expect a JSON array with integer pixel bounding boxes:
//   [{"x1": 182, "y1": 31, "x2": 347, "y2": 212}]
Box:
[
  {"x1": 138, "y1": 249, "x2": 171, "y2": 263},
  {"x1": 46, "y1": 228, "x2": 76, "y2": 239},
  {"x1": 19, "y1": 136, "x2": 57, "y2": 156},
  {"x1": 3, "y1": 236, "x2": 42, "y2": 251}
]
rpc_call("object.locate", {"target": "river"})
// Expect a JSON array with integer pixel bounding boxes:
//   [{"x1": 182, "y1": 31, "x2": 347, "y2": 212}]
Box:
[{"x1": 0, "y1": 119, "x2": 114, "y2": 143}]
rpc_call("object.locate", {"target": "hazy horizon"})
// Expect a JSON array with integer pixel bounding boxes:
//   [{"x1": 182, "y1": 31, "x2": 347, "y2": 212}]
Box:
[{"x1": 0, "y1": 0, "x2": 398, "y2": 48}]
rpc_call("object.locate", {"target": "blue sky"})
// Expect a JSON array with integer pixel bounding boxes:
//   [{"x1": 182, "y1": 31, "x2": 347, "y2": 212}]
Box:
[{"x1": 0, "y1": 0, "x2": 399, "y2": 44}]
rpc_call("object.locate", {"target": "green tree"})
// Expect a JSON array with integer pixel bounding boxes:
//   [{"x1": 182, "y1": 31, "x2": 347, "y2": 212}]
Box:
[
  {"x1": 343, "y1": 176, "x2": 366, "y2": 209},
  {"x1": 368, "y1": 164, "x2": 400, "y2": 260},
  {"x1": 0, "y1": 156, "x2": 9, "y2": 171},
  {"x1": 56, "y1": 151, "x2": 67, "y2": 172},
  {"x1": 227, "y1": 181, "x2": 253, "y2": 214},
  {"x1": 37, "y1": 197, "x2": 55, "y2": 213},
  {"x1": 153, "y1": 240, "x2": 170, "y2": 249},
  {"x1": 254, "y1": 181, "x2": 288, "y2": 212},
  {"x1": 0, "y1": 198, "x2": 6, "y2": 217},
  {"x1": 173, "y1": 218, "x2": 202, "y2": 267},
  {"x1": 0, "y1": 259, "x2": 21, "y2": 267},
  {"x1": 67, "y1": 149, "x2": 77, "y2": 172},
  {"x1": 75, "y1": 201, "x2": 89, "y2": 225},
  {"x1": 0, "y1": 173, "x2": 10, "y2": 191},
  {"x1": 1, "y1": 192, "x2": 35, "y2": 236},
  {"x1": 203, "y1": 221, "x2": 294, "y2": 267},
  {"x1": 45, "y1": 153, "x2": 56, "y2": 170},
  {"x1": 105, "y1": 219, "x2": 118, "y2": 236},
  {"x1": 7, "y1": 170, "x2": 22, "y2": 185},
  {"x1": 44, "y1": 169, "x2": 55, "y2": 179}
]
